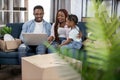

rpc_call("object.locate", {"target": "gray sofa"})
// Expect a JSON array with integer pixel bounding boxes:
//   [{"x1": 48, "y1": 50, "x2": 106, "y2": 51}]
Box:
[{"x1": 0, "y1": 22, "x2": 87, "y2": 65}]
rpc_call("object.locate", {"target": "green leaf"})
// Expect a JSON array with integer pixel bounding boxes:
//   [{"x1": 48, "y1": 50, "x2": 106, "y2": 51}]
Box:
[
  {"x1": 82, "y1": 0, "x2": 120, "y2": 80},
  {"x1": 0, "y1": 26, "x2": 12, "y2": 36}
]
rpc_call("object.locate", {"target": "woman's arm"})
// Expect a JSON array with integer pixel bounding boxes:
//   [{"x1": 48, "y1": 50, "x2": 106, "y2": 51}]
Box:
[
  {"x1": 47, "y1": 36, "x2": 54, "y2": 43},
  {"x1": 50, "y1": 23, "x2": 55, "y2": 37},
  {"x1": 47, "y1": 23, "x2": 55, "y2": 43},
  {"x1": 60, "y1": 38, "x2": 73, "y2": 46}
]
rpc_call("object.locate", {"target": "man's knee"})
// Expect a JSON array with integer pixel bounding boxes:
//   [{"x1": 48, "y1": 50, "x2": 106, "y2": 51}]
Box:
[
  {"x1": 36, "y1": 44, "x2": 46, "y2": 54},
  {"x1": 18, "y1": 44, "x2": 27, "y2": 52}
]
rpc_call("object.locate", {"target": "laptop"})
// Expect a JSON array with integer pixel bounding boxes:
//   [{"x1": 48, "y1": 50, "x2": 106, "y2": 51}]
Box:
[{"x1": 22, "y1": 33, "x2": 48, "y2": 45}]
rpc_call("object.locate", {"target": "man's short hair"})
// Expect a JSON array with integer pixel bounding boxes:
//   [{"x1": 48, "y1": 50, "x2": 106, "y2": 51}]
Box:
[{"x1": 33, "y1": 5, "x2": 44, "y2": 11}]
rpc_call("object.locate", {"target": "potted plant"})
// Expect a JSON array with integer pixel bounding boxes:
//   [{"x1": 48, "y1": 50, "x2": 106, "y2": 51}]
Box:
[
  {"x1": 82, "y1": 0, "x2": 120, "y2": 80},
  {"x1": 0, "y1": 26, "x2": 12, "y2": 39}
]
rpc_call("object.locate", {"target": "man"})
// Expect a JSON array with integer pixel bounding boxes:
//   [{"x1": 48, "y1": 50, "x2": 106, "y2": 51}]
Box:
[{"x1": 18, "y1": 5, "x2": 51, "y2": 64}]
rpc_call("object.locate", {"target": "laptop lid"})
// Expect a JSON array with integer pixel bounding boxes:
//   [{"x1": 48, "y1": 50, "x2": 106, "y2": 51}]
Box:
[{"x1": 22, "y1": 33, "x2": 48, "y2": 45}]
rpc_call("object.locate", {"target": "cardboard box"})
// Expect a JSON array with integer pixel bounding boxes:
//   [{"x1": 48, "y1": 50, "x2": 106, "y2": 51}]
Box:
[
  {"x1": 22, "y1": 54, "x2": 81, "y2": 80},
  {"x1": 0, "y1": 39, "x2": 21, "y2": 52}
]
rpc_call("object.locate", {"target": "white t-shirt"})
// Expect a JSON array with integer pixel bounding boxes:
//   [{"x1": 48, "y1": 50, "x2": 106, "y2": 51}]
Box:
[
  {"x1": 50, "y1": 23, "x2": 71, "y2": 38},
  {"x1": 33, "y1": 21, "x2": 46, "y2": 34},
  {"x1": 69, "y1": 26, "x2": 82, "y2": 42}
]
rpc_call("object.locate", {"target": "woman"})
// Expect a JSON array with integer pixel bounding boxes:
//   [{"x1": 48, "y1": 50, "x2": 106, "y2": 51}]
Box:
[{"x1": 47, "y1": 9, "x2": 70, "y2": 53}]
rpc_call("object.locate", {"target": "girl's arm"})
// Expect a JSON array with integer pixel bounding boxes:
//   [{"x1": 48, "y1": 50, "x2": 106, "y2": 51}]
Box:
[{"x1": 77, "y1": 31, "x2": 82, "y2": 39}]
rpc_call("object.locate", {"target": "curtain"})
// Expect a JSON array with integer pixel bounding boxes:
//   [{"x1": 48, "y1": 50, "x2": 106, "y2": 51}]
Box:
[{"x1": 50, "y1": 0, "x2": 71, "y2": 23}]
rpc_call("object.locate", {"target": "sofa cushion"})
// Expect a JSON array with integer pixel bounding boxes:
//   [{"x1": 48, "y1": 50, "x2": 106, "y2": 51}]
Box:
[
  {"x1": 0, "y1": 51, "x2": 18, "y2": 58},
  {"x1": 6, "y1": 23, "x2": 23, "y2": 38}
]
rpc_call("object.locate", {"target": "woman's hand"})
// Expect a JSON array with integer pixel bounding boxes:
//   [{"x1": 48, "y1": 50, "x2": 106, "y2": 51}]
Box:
[{"x1": 47, "y1": 36, "x2": 54, "y2": 43}]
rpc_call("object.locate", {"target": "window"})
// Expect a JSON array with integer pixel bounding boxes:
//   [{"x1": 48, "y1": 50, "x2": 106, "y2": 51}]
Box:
[
  {"x1": 71, "y1": 0, "x2": 82, "y2": 21},
  {"x1": 117, "y1": 1, "x2": 120, "y2": 17},
  {"x1": 71, "y1": 0, "x2": 115, "y2": 21}
]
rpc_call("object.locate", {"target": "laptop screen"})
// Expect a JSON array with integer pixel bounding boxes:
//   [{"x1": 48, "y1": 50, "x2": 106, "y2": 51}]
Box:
[{"x1": 22, "y1": 33, "x2": 48, "y2": 45}]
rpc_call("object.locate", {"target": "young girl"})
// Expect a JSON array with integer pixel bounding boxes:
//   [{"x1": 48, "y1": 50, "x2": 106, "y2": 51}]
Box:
[{"x1": 60, "y1": 14, "x2": 82, "y2": 57}]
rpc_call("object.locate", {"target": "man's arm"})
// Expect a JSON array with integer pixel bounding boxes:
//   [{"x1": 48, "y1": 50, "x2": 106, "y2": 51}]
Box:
[{"x1": 19, "y1": 23, "x2": 28, "y2": 41}]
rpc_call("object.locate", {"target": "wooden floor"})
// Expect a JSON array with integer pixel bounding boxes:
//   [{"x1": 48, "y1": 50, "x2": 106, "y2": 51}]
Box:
[{"x1": 0, "y1": 65, "x2": 21, "y2": 80}]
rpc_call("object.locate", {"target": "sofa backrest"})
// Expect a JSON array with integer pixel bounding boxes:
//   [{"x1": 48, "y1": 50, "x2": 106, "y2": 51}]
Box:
[
  {"x1": 6, "y1": 22, "x2": 87, "y2": 40},
  {"x1": 6, "y1": 23, "x2": 24, "y2": 38},
  {"x1": 77, "y1": 22, "x2": 87, "y2": 41}
]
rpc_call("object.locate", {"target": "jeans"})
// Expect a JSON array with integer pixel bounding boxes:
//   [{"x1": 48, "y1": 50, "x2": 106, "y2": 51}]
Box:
[
  {"x1": 60, "y1": 42, "x2": 82, "y2": 58},
  {"x1": 18, "y1": 43, "x2": 47, "y2": 64}
]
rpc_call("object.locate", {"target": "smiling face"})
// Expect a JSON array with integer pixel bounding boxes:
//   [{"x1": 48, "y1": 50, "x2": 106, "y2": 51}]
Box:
[
  {"x1": 66, "y1": 18, "x2": 72, "y2": 28},
  {"x1": 66, "y1": 17, "x2": 75, "y2": 28},
  {"x1": 66, "y1": 14, "x2": 78, "y2": 28},
  {"x1": 33, "y1": 9, "x2": 44, "y2": 22},
  {"x1": 57, "y1": 11, "x2": 66, "y2": 23}
]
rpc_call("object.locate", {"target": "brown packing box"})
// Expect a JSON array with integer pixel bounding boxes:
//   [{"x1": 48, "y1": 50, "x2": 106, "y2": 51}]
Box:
[
  {"x1": 22, "y1": 54, "x2": 81, "y2": 80},
  {"x1": 0, "y1": 39, "x2": 21, "y2": 52}
]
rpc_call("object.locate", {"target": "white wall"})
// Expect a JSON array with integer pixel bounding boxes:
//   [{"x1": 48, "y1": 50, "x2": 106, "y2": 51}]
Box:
[{"x1": 71, "y1": 0, "x2": 82, "y2": 21}]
